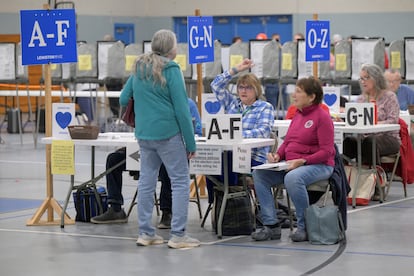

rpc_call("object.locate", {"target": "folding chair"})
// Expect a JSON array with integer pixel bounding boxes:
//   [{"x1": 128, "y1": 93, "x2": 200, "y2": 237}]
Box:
[
  {"x1": 380, "y1": 118, "x2": 411, "y2": 198},
  {"x1": 380, "y1": 151, "x2": 403, "y2": 198},
  {"x1": 126, "y1": 173, "x2": 160, "y2": 218}
]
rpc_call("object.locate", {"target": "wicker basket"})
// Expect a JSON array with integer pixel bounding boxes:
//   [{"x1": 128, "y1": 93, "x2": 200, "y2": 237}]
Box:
[
  {"x1": 68, "y1": 125, "x2": 100, "y2": 139},
  {"x1": 408, "y1": 105, "x2": 414, "y2": 115}
]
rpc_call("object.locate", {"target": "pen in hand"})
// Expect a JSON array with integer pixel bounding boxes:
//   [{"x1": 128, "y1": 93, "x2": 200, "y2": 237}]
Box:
[{"x1": 271, "y1": 138, "x2": 278, "y2": 154}]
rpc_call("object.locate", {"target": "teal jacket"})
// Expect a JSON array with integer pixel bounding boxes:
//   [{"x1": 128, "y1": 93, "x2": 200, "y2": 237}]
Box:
[{"x1": 119, "y1": 61, "x2": 196, "y2": 153}]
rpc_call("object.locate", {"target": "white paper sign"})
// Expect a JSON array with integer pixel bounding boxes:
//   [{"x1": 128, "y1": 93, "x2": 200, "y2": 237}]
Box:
[
  {"x1": 345, "y1": 102, "x2": 375, "y2": 127},
  {"x1": 201, "y1": 93, "x2": 224, "y2": 124},
  {"x1": 323, "y1": 86, "x2": 340, "y2": 114},
  {"x1": 126, "y1": 142, "x2": 140, "y2": 171},
  {"x1": 189, "y1": 145, "x2": 222, "y2": 175},
  {"x1": 0, "y1": 43, "x2": 16, "y2": 80},
  {"x1": 97, "y1": 41, "x2": 115, "y2": 80},
  {"x1": 232, "y1": 144, "x2": 251, "y2": 173},
  {"x1": 205, "y1": 114, "x2": 243, "y2": 143},
  {"x1": 249, "y1": 40, "x2": 268, "y2": 78},
  {"x1": 52, "y1": 103, "x2": 76, "y2": 139},
  {"x1": 297, "y1": 40, "x2": 313, "y2": 79},
  {"x1": 405, "y1": 39, "x2": 414, "y2": 80}
]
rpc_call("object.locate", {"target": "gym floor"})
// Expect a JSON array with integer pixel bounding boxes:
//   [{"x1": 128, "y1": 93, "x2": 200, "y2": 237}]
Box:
[{"x1": 1, "y1": 129, "x2": 414, "y2": 276}]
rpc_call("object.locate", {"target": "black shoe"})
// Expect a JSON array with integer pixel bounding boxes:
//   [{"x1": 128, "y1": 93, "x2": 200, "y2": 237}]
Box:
[
  {"x1": 157, "y1": 211, "x2": 172, "y2": 229},
  {"x1": 90, "y1": 207, "x2": 127, "y2": 224},
  {"x1": 251, "y1": 225, "x2": 281, "y2": 241},
  {"x1": 290, "y1": 229, "x2": 308, "y2": 242}
]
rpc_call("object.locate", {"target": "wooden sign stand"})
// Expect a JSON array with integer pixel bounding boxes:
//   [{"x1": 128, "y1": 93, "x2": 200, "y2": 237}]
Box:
[
  {"x1": 313, "y1": 13, "x2": 319, "y2": 79},
  {"x1": 188, "y1": 8, "x2": 208, "y2": 198},
  {"x1": 27, "y1": 4, "x2": 74, "y2": 226}
]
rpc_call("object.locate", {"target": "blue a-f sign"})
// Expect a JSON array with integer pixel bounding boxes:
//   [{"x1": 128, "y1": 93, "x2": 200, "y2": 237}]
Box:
[
  {"x1": 305, "y1": 20, "x2": 330, "y2": 62},
  {"x1": 20, "y1": 9, "x2": 77, "y2": 65},
  {"x1": 187, "y1": 16, "x2": 214, "y2": 64}
]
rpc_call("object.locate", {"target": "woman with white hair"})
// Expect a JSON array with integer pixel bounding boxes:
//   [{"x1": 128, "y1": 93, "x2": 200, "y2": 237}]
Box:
[
  {"x1": 120, "y1": 29, "x2": 200, "y2": 249},
  {"x1": 343, "y1": 63, "x2": 400, "y2": 167}
]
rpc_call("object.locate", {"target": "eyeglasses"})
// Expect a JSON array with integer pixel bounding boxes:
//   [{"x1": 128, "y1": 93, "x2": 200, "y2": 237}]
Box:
[
  {"x1": 358, "y1": 76, "x2": 371, "y2": 82},
  {"x1": 238, "y1": 85, "x2": 254, "y2": 91},
  {"x1": 387, "y1": 79, "x2": 401, "y2": 84}
]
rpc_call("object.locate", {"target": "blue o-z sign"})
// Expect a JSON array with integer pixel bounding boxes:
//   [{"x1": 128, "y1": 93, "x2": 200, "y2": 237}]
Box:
[
  {"x1": 20, "y1": 9, "x2": 77, "y2": 65},
  {"x1": 187, "y1": 16, "x2": 214, "y2": 64},
  {"x1": 305, "y1": 20, "x2": 330, "y2": 62}
]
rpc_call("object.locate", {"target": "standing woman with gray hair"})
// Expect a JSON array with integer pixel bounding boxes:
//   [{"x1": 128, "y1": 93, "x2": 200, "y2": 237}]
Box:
[
  {"x1": 343, "y1": 63, "x2": 400, "y2": 191},
  {"x1": 120, "y1": 29, "x2": 200, "y2": 249}
]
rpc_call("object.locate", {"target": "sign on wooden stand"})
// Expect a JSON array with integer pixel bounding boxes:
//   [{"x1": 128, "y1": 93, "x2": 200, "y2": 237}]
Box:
[
  {"x1": 21, "y1": 4, "x2": 77, "y2": 226},
  {"x1": 305, "y1": 14, "x2": 330, "y2": 78}
]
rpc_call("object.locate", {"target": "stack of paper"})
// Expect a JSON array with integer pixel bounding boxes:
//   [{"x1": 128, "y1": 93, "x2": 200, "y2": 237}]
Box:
[{"x1": 252, "y1": 161, "x2": 289, "y2": 171}]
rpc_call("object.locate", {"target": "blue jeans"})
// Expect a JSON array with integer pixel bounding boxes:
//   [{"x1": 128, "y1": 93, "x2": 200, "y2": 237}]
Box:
[
  {"x1": 137, "y1": 133, "x2": 190, "y2": 237},
  {"x1": 252, "y1": 164, "x2": 333, "y2": 230}
]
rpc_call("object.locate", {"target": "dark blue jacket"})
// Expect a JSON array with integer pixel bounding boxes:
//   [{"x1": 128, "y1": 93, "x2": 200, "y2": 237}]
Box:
[{"x1": 329, "y1": 144, "x2": 351, "y2": 229}]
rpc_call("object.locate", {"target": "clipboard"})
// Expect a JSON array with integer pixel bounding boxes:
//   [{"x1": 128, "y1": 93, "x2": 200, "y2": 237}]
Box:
[{"x1": 252, "y1": 161, "x2": 289, "y2": 171}]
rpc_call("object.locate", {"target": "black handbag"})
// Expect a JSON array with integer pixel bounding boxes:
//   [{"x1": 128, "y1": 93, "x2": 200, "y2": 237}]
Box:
[{"x1": 121, "y1": 97, "x2": 135, "y2": 127}]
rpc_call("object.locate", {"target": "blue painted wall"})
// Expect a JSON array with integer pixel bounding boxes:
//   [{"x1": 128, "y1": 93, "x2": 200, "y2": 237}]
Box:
[
  {"x1": 174, "y1": 15, "x2": 292, "y2": 45},
  {"x1": 0, "y1": 12, "x2": 413, "y2": 44}
]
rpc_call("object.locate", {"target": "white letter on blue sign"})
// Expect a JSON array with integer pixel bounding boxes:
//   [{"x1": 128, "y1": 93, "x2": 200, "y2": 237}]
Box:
[
  {"x1": 202, "y1": 25, "x2": 213, "y2": 48},
  {"x1": 320, "y1": 29, "x2": 329, "y2": 48},
  {"x1": 28, "y1": 21, "x2": 46, "y2": 47},
  {"x1": 56, "y1": 20, "x2": 69, "y2": 46},
  {"x1": 189, "y1": 26, "x2": 199, "y2": 48}
]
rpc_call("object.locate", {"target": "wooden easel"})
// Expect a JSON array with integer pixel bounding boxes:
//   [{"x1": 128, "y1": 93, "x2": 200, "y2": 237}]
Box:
[
  {"x1": 190, "y1": 175, "x2": 207, "y2": 198},
  {"x1": 27, "y1": 4, "x2": 74, "y2": 226}
]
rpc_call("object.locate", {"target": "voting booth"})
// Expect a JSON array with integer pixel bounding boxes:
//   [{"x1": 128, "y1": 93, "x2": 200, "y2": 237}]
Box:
[
  {"x1": 249, "y1": 39, "x2": 270, "y2": 80},
  {"x1": 334, "y1": 40, "x2": 352, "y2": 80},
  {"x1": 351, "y1": 37, "x2": 385, "y2": 81},
  {"x1": 404, "y1": 37, "x2": 414, "y2": 81},
  {"x1": 262, "y1": 39, "x2": 281, "y2": 80},
  {"x1": 124, "y1": 43, "x2": 142, "y2": 76},
  {"x1": 280, "y1": 41, "x2": 298, "y2": 79},
  {"x1": 228, "y1": 42, "x2": 249, "y2": 76},
  {"x1": 388, "y1": 39, "x2": 405, "y2": 78}
]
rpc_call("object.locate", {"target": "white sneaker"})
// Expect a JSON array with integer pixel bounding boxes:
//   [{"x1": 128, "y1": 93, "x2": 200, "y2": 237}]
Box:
[
  {"x1": 136, "y1": 233, "x2": 164, "y2": 246},
  {"x1": 167, "y1": 234, "x2": 200, "y2": 249}
]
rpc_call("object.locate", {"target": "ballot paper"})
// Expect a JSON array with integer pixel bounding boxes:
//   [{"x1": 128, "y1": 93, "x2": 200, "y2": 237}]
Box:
[{"x1": 252, "y1": 161, "x2": 289, "y2": 171}]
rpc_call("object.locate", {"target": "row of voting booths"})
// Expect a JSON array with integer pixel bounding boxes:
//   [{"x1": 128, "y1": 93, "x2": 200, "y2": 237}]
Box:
[
  {"x1": 230, "y1": 36, "x2": 414, "y2": 84},
  {"x1": 194, "y1": 36, "x2": 414, "y2": 115},
  {"x1": 2, "y1": 37, "x2": 414, "y2": 128},
  {"x1": 225, "y1": 37, "x2": 414, "y2": 114},
  {"x1": 2, "y1": 37, "x2": 414, "y2": 93}
]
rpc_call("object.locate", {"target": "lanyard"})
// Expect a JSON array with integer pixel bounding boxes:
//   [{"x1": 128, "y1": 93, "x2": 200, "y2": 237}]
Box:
[{"x1": 239, "y1": 104, "x2": 252, "y2": 116}]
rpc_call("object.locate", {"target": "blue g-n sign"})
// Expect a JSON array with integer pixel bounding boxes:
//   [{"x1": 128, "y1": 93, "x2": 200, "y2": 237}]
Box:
[
  {"x1": 187, "y1": 16, "x2": 214, "y2": 64},
  {"x1": 305, "y1": 20, "x2": 330, "y2": 62},
  {"x1": 20, "y1": 9, "x2": 77, "y2": 65}
]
